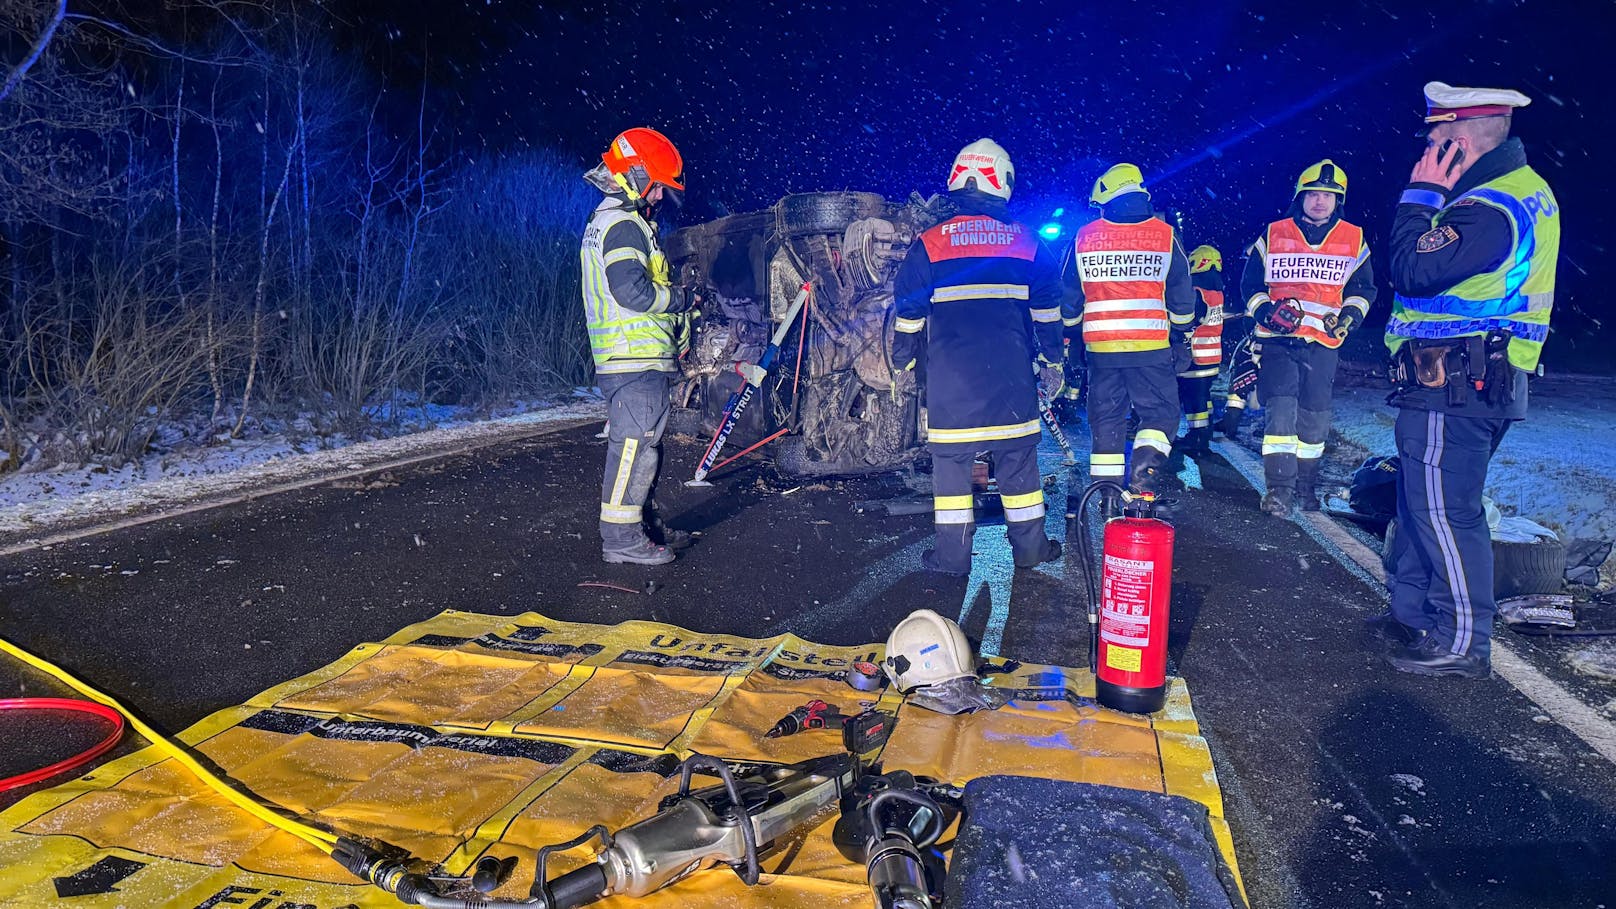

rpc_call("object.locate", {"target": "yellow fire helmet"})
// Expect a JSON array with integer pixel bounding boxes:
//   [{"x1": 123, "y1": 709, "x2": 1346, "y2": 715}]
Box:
[
  {"x1": 1188, "y1": 245, "x2": 1223, "y2": 274},
  {"x1": 1090, "y1": 163, "x2": 1150, "y2": 207},
  {"x1": 1295, "y1": 159, "x2": 1347, "y2": 197}
]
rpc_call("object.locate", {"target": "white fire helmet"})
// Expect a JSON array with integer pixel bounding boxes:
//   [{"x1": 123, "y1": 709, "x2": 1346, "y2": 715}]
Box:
[
  {"x1": 946, "y1": 138, "x2": 1015, "y2": 201},
  {"x1": 883, "y1": 608, "x2": 976, "y2": 693}
]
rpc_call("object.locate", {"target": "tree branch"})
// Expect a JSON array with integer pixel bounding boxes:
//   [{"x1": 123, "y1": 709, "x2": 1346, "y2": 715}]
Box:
[{"x1": 0, "y1": 0, "x2": 68, "y2": 105}]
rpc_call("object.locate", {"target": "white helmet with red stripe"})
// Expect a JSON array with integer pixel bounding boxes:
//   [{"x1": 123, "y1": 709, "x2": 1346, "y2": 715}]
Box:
[{"x1": 947, "y1": 138, "x2": 1015, "y2": 201}]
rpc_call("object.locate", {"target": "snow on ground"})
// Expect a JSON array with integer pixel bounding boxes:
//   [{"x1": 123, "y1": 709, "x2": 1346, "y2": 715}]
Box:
[
  {"x1": 1328, "y1": 376, "x2": 1616, "y2": 547},
  {"x1": 0, "y1": 392, "x2": 605, "y2": 539}
]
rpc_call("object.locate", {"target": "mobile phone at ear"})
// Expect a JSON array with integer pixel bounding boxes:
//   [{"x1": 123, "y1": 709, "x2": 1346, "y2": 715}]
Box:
[{"x1": 1440, "y1": 140, "x2": 1466, "y2": 175}]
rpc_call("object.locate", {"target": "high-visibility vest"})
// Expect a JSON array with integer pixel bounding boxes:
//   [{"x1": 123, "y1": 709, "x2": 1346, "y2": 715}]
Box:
[
  {"x1": 580, "y1": 200, "x2": 681, "y2": 374},
  {"x1": 1258, "y1": 218, "x2": 1367, "y2": 349},
  {"x1": 1072, "y1": 218, "x2": 1175, "y2": 354},
  {"x1": 1190, "y1": 288, "x2": 1226, "y2": 366},
  {"x1": 1385, "y1": 166, "x2": 1559, "y2": 372}
]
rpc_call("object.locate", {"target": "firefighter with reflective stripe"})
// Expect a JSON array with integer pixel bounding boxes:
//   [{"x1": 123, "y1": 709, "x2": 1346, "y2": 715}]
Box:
[
  {"x1": 1062, "y1": 164, "x2": 1195, "y2": 506},
  {"x1": 1175, "y1": 245, "x2": 1225, "y2": 453},
  {"x1": 893, "y1": 139, "x2": 1065, "y2": 576},
  {"x1": 1240, "y1": 159, "x2": 1377, "y2": 514},
  {"x1": 581, "y1": 128, "x2": 699, "y2": 566},
  {"x1": 1371, "y1": 83, "x2": 1558, "y2": 679},
  {"x1": 1215, "y1": 331, "x2": 1260, "y2": 439}
]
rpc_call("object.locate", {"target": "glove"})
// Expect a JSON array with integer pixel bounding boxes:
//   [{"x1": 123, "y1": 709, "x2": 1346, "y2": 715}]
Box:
[
  {"x1": 1328, "y1": 309, "x2": 1360, "y2": 342},
  {"x1": 1171, "y1": 331, "x2": 1194, "y2": 374},
  {"x1": 1256, "y1": 298, "x2": 1304, "y2": 334},
  {"x1": 1039, "y1": 363, "x2": 1065, "y2": 398},
  {"x1": 1227, "y1": 341, "x2": 1259, "y2": 398}
]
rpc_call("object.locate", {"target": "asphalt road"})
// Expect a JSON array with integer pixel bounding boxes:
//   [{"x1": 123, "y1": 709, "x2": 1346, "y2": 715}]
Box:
[{"x1": 2, "y1": 419, "x2": 1614, "y2": 909}]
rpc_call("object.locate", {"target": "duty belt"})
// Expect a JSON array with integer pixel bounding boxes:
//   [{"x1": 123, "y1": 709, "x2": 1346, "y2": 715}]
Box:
[{"x1": 1387, "y1": 330, "x2": 1516, "y2": 407}]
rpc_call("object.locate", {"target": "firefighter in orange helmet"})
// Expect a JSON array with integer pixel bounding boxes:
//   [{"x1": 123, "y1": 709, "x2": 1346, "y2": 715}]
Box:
[{"x1": 581, "y1": 128, "x2": 699, "y2": 565}]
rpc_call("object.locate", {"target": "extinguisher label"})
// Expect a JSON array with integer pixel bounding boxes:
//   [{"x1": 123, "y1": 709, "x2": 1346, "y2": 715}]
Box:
[
  {"x1": 1100, "y1": 554, "x2": 1153, "y2": 650},
  {"x1": 1105, "y1": 644, "x2": 1142, "y2": 673}
]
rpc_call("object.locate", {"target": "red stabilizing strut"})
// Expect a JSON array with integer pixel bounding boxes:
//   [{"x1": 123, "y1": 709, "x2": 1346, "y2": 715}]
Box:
[{"x1": 0, "y1": 698, "x2": 125, "y2": 792}]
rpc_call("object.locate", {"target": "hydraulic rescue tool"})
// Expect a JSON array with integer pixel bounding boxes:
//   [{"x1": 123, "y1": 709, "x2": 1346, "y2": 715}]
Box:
[
  {"x1": 689, "y1": 282, "x2": 813, "y2": 484},
  {"x1": 1036, "y1": 387, "x2": 1079, "y2": 465},
  {"x1": 336, "y1": 753, "x2": 859, "y2": 908},
  {"x1": 1072, "y1": 480, "x2": 1176, "y2": 715},
  {"x1": 832, "y1": 769, "x2": 961, "y2": 909}
]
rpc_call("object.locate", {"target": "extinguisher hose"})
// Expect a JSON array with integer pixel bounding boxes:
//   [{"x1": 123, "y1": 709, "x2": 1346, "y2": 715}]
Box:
[{"x1": 1072, "y1": 480, "x2": 1126, "y2": 675}]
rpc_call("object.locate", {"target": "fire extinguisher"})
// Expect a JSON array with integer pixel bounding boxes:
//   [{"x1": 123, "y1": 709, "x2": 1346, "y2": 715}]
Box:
[{"x1": 1073, "y1": 481, "x2": 1174, "y2": 714}]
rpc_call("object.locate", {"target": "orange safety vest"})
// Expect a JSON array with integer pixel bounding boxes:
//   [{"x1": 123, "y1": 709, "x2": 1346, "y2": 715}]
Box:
[
  {"x1": 1190, "y1": 287, "x2": 1225, "y2": 366},
  {"x1": 1259, "y1": 218, "x2": 1366, "y2": 349},
  {"x1": 1072, "y1": 218, "x2": 1175, "y2": 354}
]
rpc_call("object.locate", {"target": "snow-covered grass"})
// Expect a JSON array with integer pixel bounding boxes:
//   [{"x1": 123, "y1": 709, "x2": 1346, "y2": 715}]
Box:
[
  {"x1": 1328, "y1": 376, "x2": 1616, "y2": 546},
  {"x1": 0, "y1": 391, "x2": 605, "y2": 540}
]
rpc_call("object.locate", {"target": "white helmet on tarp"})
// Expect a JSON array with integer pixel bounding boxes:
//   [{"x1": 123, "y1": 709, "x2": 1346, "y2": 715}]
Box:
[
  {"x1": 883, "y1": 608, "x2": 976, "y2": 692},
  {"x1": 947, "y1": 138, "x2": 1015, "y2": 201}
]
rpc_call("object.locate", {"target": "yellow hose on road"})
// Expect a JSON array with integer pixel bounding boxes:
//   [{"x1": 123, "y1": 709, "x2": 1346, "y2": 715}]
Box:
[{"x1": 0, "y1": 635, "x2": 339, "y2": 853}]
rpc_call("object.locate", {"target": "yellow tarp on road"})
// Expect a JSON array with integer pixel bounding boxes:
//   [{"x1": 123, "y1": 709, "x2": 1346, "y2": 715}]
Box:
[{"x1": 0, "y1": 610, "x2": 1239, "y2": 908}]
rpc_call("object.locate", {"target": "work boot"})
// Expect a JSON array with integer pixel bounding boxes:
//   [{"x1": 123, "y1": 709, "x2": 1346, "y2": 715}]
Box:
[
  {"x1": 1100, "y1": 491, "x2": 1124, "y2": 521},
  {"x1": 1296, "y1": 461, "x2": 1322, "y2": 513},
  {"x1": 602, "y1": 538, "x2": 676, "y2": 566},
  {"x1": 1363, "y1": 611, "x2": 1427, "y2": 647},
  {"x1": 647, "y1": 519, "x2": 694, "y2": 551},
  {"x1": 1215, "y1": 407, "x2": 1242, "y2": 439},
  {"x1": 1129, "y1": 463, "x2": 1163, "y2": 496},
  {"x1": 1174, "y1": 428, "x2": 1211, "y2": 454},
  {"x1": 1260, "y1": 488, "x2": 1294, "y2": 517},
  {"x1": 921, "y1": 549, "x2": 970, "y2": 577},
  {"x1": 1013, "y1": 538, "x2": 1062, "y2": 569},
  {"x1": 1386, "y1": 636, "x2": 1490, "y2": 679}
]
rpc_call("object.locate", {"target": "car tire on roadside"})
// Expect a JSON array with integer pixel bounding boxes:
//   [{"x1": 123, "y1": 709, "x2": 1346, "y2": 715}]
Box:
[
  {"x1": 1384, "y1": 518, "x2": 1568, "y2": 599},
  {"x1": 1493, "y1": 537, "x2": 1567, "y2": 599}
]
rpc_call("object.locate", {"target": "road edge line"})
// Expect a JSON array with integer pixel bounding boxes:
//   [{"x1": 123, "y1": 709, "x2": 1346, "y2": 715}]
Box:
[
  {"x1": 0, "y1": 416, "x2": 599, "y2": 558},
  {"x1": 1210, "y1": 438, "x2": 1616, "y2": 767}
]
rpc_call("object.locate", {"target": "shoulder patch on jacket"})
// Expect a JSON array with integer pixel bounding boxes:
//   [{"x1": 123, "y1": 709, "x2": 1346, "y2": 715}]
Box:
[{"x1": 1416, "y1": 224, "x2": 1460, "y2": 253}]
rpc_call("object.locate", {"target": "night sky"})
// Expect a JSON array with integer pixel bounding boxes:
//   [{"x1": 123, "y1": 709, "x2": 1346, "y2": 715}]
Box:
[{"x1": 144, "y1": 0, "x2": 1616, "y2": 359}]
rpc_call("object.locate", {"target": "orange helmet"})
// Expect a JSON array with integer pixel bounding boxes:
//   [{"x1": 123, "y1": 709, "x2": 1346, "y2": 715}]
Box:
[{"x1": 602, "y1": 127, "x2": 685, "y2": 199}]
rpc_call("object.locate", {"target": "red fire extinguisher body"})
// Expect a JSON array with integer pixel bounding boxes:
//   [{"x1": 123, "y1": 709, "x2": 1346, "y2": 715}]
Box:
[{"x1": 1096, "y1": 516, "x2": 1174, "y2": 714}]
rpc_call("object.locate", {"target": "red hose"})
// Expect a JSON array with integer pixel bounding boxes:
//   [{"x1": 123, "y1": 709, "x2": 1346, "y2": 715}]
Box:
[{"x1": 0, "y1": 698, "x2": 125, "y2": 792}]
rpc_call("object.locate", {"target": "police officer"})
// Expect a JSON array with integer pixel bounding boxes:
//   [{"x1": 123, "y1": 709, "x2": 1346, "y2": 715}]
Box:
[
  {"x1": 1175, "y1": 245, "x2": 1227, "y2": 453},
  {"x1": 893, "y1": 139, "x2": 1065, "y2": 576},
  {"x1": 581, "y1": 128, "x2": 699, "y2": 565},
  {"x1": 1241, "y1": 159, "x2": 1376, "y2": 514},
  {"x1": 1065, "y1": 164, "x2": 1195, "y2": 505},
  {"x1": 1371, "y1": 83, "x2": 1558, "y2": 678}
]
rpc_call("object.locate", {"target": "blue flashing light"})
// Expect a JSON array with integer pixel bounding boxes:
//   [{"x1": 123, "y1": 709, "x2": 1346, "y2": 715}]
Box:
[
  {"x1": 1038, "y1": 222, "x2": 1062, "y2": 240},
  {"x1": 1052, "y1": 207, "x2": 1065, "y2": 217}
]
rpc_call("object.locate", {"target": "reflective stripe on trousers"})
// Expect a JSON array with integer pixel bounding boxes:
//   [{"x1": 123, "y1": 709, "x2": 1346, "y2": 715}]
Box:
[{"x1": 1388, "y1": 407, "x2": 1507, "y2": 659}]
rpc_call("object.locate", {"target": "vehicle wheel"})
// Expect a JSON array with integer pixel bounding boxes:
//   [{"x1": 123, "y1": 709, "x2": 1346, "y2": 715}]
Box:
[
  {"x1": 774, "y1": 435, "x2": 813, "y2": 476},
  {"x1": 667, "y1": 406, "x2": 704, "y2": 437},
  {"x1": 776, "y1": 192, "x2": 887, "y2": 237},
  {"x1": 1494, "y1": 537, "x2": 1566, "y2": 599}
]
